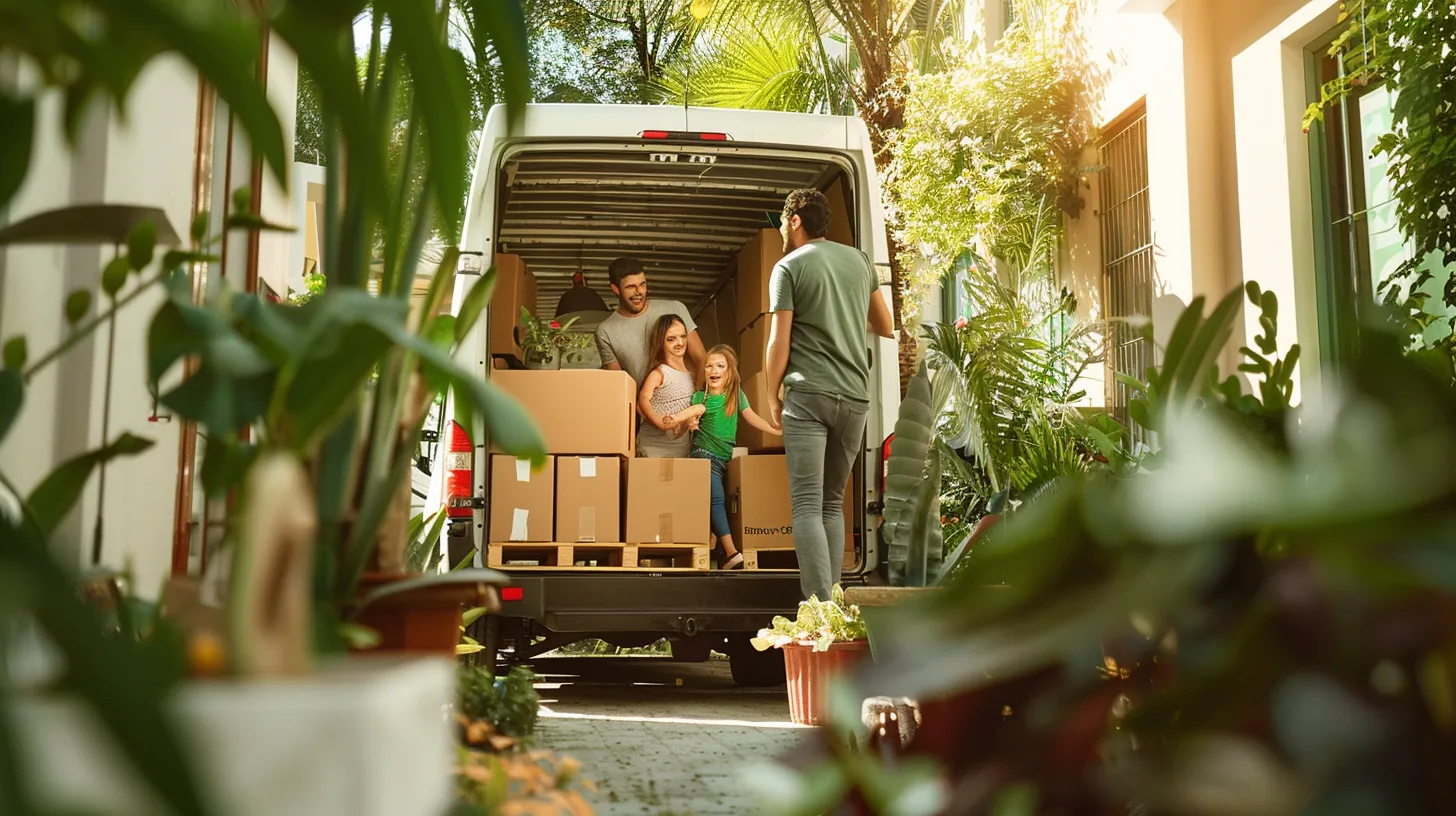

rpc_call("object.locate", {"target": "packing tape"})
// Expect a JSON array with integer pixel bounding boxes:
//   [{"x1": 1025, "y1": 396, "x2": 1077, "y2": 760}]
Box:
[
  {"x1": 658, "y1": 459, "x2": 673, "y2": 481},
  {"x1": 510, "y1": 508, "x2": 529, "y2": 541},
  {"x1": 579, "y1": 506, "x2": 596, "y2": 542},
  {"x1": 515, "y1": 458, "x2": 531, "y2": 482},
  {"x1": 657, "y1": 512, "x2": 673, "y2": 543},
  {"x1": 579, "y1": 457, "x2": 596, "y2": 478}
]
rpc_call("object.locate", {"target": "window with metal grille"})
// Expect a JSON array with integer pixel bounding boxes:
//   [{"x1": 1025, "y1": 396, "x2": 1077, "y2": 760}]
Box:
[{"x1": 1098, "y1": 104, "x2": 1153, "y2": 431}]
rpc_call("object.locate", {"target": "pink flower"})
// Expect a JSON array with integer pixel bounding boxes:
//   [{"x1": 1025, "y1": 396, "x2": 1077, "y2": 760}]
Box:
[
  {"x1": 954, "y1": 316, "x2": 968, "y2": 330},
  {"x1": 549, "y1": 321, "x2": 561, "y2": 329}
]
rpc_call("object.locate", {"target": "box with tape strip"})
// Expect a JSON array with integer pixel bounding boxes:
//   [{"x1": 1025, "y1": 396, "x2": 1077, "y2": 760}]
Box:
[
  {"x1": 488, "y1": 455, "x2": 555, "y2": 542},
  {"x1": 556, "y1": 456, "x2": 622, "y2": 543},
  {"x1": 624, "y1": 458, "x2": 710, "y2": 545}
]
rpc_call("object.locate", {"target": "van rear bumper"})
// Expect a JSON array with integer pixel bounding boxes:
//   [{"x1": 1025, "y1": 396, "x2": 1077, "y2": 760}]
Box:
[{"x1": 493, "y1": 572, "x2": 805, "y2": 634}]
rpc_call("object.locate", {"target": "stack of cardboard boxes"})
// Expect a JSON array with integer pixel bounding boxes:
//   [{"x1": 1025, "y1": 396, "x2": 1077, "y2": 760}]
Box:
[{"x1": 484, "y1": 233, "x2": 859, "y2": 571}]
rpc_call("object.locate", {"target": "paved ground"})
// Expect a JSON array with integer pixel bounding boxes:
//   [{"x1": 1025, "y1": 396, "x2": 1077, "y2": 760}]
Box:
[{"x1": 527, "y1": 656, "x2": 810, "y2": 816}]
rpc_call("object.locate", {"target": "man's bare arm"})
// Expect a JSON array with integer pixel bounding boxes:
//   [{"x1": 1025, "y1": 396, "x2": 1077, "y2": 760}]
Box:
[
  {"x1": 765, "y1": 310, "x2": 793, "y2": 427},
  {"x1": 868, "y1": 289, "x2": 895, "y2": 339}
]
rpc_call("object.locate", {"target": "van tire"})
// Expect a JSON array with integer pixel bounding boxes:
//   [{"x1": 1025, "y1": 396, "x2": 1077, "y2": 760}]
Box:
[{"x1": 728, "y1": 641, "x2": 785, "y2": 687}]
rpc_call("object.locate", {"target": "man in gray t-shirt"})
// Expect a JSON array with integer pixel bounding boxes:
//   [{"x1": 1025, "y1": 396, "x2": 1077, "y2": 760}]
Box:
[
  {"x1": 595, "y1": 257, "x2": 706, "y2": 387},
  {"x1": 764, "y1": 189, "x2": 895, "y2": 602}
]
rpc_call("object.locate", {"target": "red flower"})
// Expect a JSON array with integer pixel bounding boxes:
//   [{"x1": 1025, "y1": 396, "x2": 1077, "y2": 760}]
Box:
[
  {"x1": 954, "y1": 316, "x2": 968, "y2": 330},
  {"x1": 549, "y1": 321, "x2": 561, "y2": 329}
]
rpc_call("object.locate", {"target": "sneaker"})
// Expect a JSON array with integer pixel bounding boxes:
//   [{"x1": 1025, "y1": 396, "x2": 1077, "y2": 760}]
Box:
[{"x1": 722, "y1": 553, "x2": 744, "y2": 570}]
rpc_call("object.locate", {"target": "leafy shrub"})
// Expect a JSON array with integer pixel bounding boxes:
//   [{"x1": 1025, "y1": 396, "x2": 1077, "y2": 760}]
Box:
[
  {"x1": 751, "y1": 585, "x2": 867, "y2": 652},
  {"x1": 457, "y1": 665, "x2": 539, "y2": 739}
]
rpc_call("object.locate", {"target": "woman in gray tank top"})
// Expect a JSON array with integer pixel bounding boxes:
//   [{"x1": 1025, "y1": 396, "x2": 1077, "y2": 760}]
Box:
[{"x1": 636, "y1": 315, "x2": 697, "y2": 458}]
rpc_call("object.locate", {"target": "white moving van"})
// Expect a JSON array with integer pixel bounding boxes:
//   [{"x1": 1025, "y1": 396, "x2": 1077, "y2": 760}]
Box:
[{"x1": 430, "y1": 103, "x2": 899, "y2": 685}]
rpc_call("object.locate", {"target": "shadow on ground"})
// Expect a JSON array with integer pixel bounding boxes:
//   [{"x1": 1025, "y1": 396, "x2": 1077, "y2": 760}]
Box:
[{"x1": 526, "y1": 657, "x2": 807, "y2": 816}]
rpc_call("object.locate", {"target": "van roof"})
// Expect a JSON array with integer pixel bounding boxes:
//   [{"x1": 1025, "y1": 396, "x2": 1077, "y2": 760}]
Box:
[{"x1": 474, "y1": 105, "x2": 874, "y2": 315}]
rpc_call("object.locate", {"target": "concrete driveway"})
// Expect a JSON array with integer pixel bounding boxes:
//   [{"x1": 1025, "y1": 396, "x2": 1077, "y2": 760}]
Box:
[{"x1": 529, "y1": 656, "x2": 809, "y2": 816}]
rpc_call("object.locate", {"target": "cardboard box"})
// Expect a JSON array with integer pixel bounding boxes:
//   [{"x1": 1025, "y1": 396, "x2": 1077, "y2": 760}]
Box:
[
  {"x1": 715, "y1": 285, "x2": 738, "y2": 346},
  {"x1": 695, "y1": 297, "x2": 722, "y2": 350},
  {"x1": 489, "y1": 455, "x2": 555, "y2": 542},
  {"x1": 734, "y1": 229, "x2": 785, "y2": 333},
  {"x1": 625, "y1": 458, "x2": 710, "y2": 544},
  {"x1": 489, "y1": 254, "x2": 537, "y2": 362},
  {"x1": 556, "y1": 456, "x2": 622, "y2": 543},
  {"x1": 737, "y1": 314, "x2": 770, "y2": 381},
  {"x1": 823, "y1": 176, "x2": 856, "y2": 247},
  {"x1": 727, "y1": 455, "x2": 855, "y2": 553},
  {"x1": 490, "y1": 369, "x2": 636, "y2": 457},
  {"x1": 737, "y1": 371, "x2": 784, "y2": 453}
]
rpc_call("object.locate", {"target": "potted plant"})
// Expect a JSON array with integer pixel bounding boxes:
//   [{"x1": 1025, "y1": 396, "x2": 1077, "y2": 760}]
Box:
[
  {"x1": 0, "y1": 1, "x2": 535, "y2": 813},
  {"x1": 751, "y1": 585, "x2": 870, "y2": 726},
  {"x1": 519, "y1": 308, "x2": 583, "y2": 369}
]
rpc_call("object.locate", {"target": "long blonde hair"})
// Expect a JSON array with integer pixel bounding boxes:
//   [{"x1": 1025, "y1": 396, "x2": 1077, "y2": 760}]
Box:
[{"x1": 702, "y1": 344, "x2": 742, "y2": 417}]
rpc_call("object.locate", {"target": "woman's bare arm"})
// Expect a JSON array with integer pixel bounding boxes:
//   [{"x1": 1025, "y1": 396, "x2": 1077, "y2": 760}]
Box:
[{"x1": 638, "y1": 370, "x2": 677, "y2": 431}]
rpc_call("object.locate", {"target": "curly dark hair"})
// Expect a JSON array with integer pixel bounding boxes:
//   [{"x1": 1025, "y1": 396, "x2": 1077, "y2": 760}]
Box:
[
  {"x1": 607, "y1": 257, "x2": 645, "y2": 288},
  {"x1": 782, "y1": 189, "x2": 830, "y2": 239}
]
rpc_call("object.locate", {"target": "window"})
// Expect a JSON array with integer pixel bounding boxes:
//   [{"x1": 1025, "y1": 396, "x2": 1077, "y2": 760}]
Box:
[
  {"x1": 1098, "y1": 103, "x2": 1154, "y2": 431},
  {"x1": 1308, "y1": 39, "x2": 1456, "y2": 363}
]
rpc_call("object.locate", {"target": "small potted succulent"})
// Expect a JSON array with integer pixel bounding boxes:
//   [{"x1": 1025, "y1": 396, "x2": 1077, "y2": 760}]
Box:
[
  {"x1": 519, "y1": 307, "x2": 585, "y2": 369},
  {"x1": 751, "y1": 585, "x2": 870, "y2": 726}
]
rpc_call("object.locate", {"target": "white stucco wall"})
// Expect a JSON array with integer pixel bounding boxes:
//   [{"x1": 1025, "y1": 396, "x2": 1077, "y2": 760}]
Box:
[
  {"x1": 0, "y1": 57, "x2": 198, "y2": 595},
  {"x1": 1066, "y1": 0, "x2": 1344, "y2": 403}
]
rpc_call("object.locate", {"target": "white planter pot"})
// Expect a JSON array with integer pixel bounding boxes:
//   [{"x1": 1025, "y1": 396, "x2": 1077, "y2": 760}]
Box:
[{"x1": 13, "y1": 656, "x2": 456, "y2": 816}]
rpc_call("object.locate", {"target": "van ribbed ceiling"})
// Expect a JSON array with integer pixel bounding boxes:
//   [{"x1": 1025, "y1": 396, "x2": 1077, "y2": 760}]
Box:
[{"x1": 495, "y1": 146, "x2": 844, "y2": 316}]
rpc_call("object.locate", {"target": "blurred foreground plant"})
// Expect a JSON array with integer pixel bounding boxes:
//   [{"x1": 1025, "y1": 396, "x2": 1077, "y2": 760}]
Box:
[{"x1": 769, "y1": 285, "x2": 1456, "y2": 814}]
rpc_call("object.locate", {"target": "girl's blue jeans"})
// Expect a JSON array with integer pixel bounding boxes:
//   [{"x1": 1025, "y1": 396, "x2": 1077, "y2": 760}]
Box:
[{"x1": 691, "y1": 447, "x2": 731, "y2": 540}]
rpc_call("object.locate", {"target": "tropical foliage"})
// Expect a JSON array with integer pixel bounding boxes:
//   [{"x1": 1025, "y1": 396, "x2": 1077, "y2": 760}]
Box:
[
  {"x1": 0, "y1": 1, "x2": 535, "y2": 813},
  {"x1": 1305, "y1": 0, "x2": 1456, "y2": 377},
  {"x1": 883, "y1": 0, "x2": 1101, "y2": 305}
]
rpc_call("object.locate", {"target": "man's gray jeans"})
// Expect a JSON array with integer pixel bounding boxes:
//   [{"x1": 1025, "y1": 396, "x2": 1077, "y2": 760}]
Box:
[{"x1": 782, "y1": 388, "x2": 868, "y2": 602}]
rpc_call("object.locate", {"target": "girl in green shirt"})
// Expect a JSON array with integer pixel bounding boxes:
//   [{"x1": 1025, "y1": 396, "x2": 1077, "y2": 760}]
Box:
[{"x1": 677, "y1": 345, "x2": 781, "y2": 569}]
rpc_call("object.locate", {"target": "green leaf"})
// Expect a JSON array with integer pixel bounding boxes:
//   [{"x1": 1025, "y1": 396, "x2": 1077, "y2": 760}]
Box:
[
  {"x1": 161, "y1": 249, "x2": 220, "y2": 271},
  {"x1": 0, "y1": 369, "x2": 22, "y2": 443},
  {"x1": 3, "y1": 336, "x2": 27, "y2": 370},
  {"x1": 462, "y1": 606, "x2": 492, "y2": 627},
  {"x1": 462, "y1": 0, "x2": 530, "y2": 130},
  {"x1": 190, "y1": 210, "x2": 211, "y2": 244},
  {"x1": 1157, "y1": 295, "x2": 1206, "y2": 392},
  {"x1": 454, "y1": 267, "x2": 497, "y2": 343},
  {"x1": 338, "y1": 622, "x2": 381, "y2": 650},
  {"x1": 0, "y1": 92, "x2": 35, "y2": 212},
  {"x1": 1169, "y1": 289, "x2": 1242, "y2": 404},
  {"x1": 65, "y1": 289, "x2": 92, "y2": 325},
  {"x1": 27, "y1": 433, "x2": 154, "y2": 535},
  {"x1": 126, "y1": 219, "x2": 157, "y2": 270},
  {"x1": 232, "y1": 186, "x2": 252, "y2": 216},
  {"x1": 102, "y1": 256, "x2": 131, "y2": 298}
]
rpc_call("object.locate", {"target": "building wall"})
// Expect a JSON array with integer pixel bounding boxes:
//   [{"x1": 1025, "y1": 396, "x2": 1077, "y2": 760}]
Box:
[{"x1": 1067, "y1": 0, "x2": 1345, "y2": 403}]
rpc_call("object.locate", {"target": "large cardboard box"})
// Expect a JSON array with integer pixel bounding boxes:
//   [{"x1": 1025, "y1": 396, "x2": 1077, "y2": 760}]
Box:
[
  {"x1": 727, "y1": 455, "x2": 855, "y2": 553},
  {"x1": 489, "y1": 254, "x2": 537, "y2": 362},
  {"x1": 734, "y1": 229, "x2": 785, "y2": 333},
  {"x1": 737, "y1": 314, "x2": 770, "y2": 381},
  {"x1": 715, "y1": 286, "x2": 738, "y2": 348},
  {"x1": 556, "y1": 456, "x2": 622, "y2": 543},
  {"x1": 489, "y1": 455, "x2": 555, "y2": 542},
  {"x1": 823, "y1": 176, "x2": 856, "y2": 247},
  {"x1": 737, "y1": 371, "x2": 784, "y2": 453},
  {"x1": 490, "y1": 369, "x2": 636, "y2": 457},
  {"x1": 695, "y1": 297, "x2": 722, "y2": 350},
  {"x1": 625, "y1": 458, "x2": 710, "y2": 544}
]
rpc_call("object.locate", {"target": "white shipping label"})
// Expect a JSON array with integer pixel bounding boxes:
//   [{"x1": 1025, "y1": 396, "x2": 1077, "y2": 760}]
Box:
[
  {"x1": 510, "y1": 508, "x2": 529, "y2": 541},
  {"x1": 516, "y1": 458, "x2": 531, "y2": 482},
  {"x1": 580, "y1": 458, "x2": 597, "y2": 478}
]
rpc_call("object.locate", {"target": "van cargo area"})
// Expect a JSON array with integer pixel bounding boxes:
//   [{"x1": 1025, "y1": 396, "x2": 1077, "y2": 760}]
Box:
[{"x1": 437, "y1": 106, "x2": 894, "y2": 687}]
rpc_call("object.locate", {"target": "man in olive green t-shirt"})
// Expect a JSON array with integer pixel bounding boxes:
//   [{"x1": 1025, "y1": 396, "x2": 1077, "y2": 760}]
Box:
[{"x1": 764, "y1": 189, "x2": 895, "y2": 602}]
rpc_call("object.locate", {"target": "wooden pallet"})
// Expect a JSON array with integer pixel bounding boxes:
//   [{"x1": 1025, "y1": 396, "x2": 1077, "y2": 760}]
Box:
[{"x1": 487, "y1": 542, "x2": 709, "y2": 571}]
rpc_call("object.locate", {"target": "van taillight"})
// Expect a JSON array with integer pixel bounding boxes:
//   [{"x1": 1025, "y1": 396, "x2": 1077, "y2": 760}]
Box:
[
  {"x1": 639, "y1": 130, "x2": 730, "y2": 141},
  {"x1": 446, "y1": 420, "x2": 474, "y2": 519}
]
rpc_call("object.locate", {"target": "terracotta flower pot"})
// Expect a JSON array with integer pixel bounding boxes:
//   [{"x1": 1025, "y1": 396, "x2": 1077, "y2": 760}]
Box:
[
  {"x1": 782, "y1": 640, "x2": 871, "y2": 726},
  {"x1": 352, "y1": 572, "x2": 494, "y2": 656}
]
